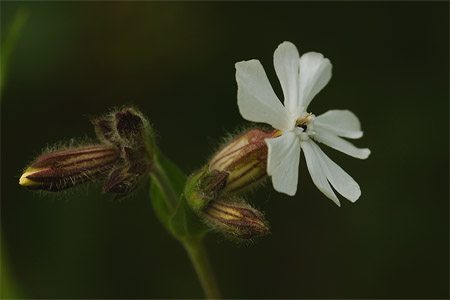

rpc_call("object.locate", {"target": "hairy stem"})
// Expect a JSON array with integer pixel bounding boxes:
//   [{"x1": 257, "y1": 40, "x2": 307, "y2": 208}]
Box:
[{"x1": 150, "y1": 161, "x2": 221, "y2": 299}]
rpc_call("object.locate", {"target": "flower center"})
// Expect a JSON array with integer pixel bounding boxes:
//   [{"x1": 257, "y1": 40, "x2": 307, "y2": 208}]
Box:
[
  {"x1": 295, "y1": 112, "x2": 315, "y2": 140},
  {"x1": 297, "y1": 124, "x2": 307, "y2": 131}
]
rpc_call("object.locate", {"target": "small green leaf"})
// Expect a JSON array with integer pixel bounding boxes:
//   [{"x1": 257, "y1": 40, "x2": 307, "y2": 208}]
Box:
[
  {"x1": 150, "y1": 179, "x2": 172, "y2": 229},
  {"x1": 149, "y1": 150, "x2": 208, "y2": 239},
  {"x1": 154, "y1": 149, "x2": 186, "y2": 195},
  {"x1": 149, "y1": 149, "x2": 185, "y2": 230}
]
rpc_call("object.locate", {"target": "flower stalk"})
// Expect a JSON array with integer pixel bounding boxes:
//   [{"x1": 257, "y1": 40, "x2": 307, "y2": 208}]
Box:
[
  {"x1": 183, "y1": 237, "x2": 221, "y2": 299},
  {"x1": 149, "y1": 159, "x2": 222, "y2": 299}
]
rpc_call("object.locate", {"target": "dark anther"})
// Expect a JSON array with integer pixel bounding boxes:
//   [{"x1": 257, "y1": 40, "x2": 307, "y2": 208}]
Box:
[{"x1": 297, "y1": 124, "x2": 307, "y2": 131}]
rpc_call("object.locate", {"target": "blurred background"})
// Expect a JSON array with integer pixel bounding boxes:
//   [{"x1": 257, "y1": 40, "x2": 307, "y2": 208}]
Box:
[{"x1": 1, "y1": 2, "x2": 448, "y2": 299}]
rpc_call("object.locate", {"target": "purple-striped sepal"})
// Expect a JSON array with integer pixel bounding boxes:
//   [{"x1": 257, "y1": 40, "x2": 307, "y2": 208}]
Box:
[
  {"x1": 201, "y1": 200, "x2": 269, "y2": 240},
  {"x1": 209, "y1": 128, "x2": 280, "y2": 194},
  {"x1": 19, "y1": 145, "x2": 120, "y2": 191}
]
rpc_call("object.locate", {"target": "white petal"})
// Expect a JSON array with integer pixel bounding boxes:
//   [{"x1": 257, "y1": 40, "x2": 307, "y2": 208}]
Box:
[
  {"x1": 313, "y1": 127, "x2": 371, "y2": 159},
  {"x1": 273, "y1": 41, "x2": 300, "y2": 115},
  {"x1": 298, "y1": 52, "x2": 332, "y2": 110},
  {"x1": 315, "y1": 109, "x2": 363, "y2": 139},
  {"x1": 303, "y1": 140, "x2": 361, "y2": 204},
  {"x1": 236, "y1": 60, "x2": 291, "y2": 130},
  {"x1": 301, "y1": 140, "x2": 340, "y2": 206},
  {"x1": 265, "y1": 132, "x2": 300, "y2": 196}
]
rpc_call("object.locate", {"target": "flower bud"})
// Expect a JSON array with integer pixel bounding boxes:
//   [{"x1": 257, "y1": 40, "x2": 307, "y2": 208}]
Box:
[
  {"x1": 115, "y1": 108, "x2": 146, "y2": 146},
  {"x1": 92, "y1": 107, "x2": 154, "y2": 163},
  {"x1": 19, "y1": 145, "x2": 120, "y2": 191},
  {"x1": 209, "y1": 128, "x2": 280, "y2": 193},
  {"x1": 103, "y1": 161, "x2": 150, "y2": 199},
  {"x1": 92, "y1": 118, "x2": 116, "y2": 145},
  {"x1": 184, "y1": 166, "x2": 229, "y2": 212},
  {"x1": 202, "y1": 200, "x2": 270, "y2": 240}
]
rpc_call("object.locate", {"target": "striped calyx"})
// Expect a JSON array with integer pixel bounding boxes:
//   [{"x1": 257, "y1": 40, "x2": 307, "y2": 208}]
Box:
[
  {"x1": 202, "y1": 200, "x2": 269, "y2": 239},
  {"x1": 20, "y1": 107, "x2": 155, "y2": 198},
  {"x1": 209, "y1": 128, "x2": 280, "y2": 193},
  {"x1": 184, "y1": 128, "x2": 277, "y2": 239},
  {"x1": 19, "y1": 145, "x2": 120, "y2": 191}
]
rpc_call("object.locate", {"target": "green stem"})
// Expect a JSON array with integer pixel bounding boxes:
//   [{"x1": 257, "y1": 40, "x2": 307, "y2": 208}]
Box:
[
  {"x1": 150, "y1": 161, "x2": 221, "y2": 299},
  {"x1": 183, "y1": 237, "x2": 221, "y2": 299},
  {"x1": 150, "y1": 162, "x2": 178, "y2": 211}
]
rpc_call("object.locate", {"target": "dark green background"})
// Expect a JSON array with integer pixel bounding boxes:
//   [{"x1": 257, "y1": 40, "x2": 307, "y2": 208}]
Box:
[{"x1": 1, "y1": 2, "x2": 448, "y2": 299}]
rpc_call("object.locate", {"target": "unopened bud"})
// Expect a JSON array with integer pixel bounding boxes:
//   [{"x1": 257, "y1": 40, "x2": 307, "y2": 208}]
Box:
[
  {"x1": 103, "y1": 161, "x2": 150, "y2": 199},
  {"x1": 209, "y1": 128, "x2": 280, "y2": 193},
  {"x1": 115, "y1": 108, "x2": 146, "y2": 146},
  {"x1": 19, "y1": 145, "x2": 120, "y2": 191},
  {"x1": 184, "y1": 166, "x2": 229, "y2": 212},
  {"x1": 92, "y1": 107, "x2": 155, "y2": 161},
  {"x1": 202, "y1": 200, "x2": 269, "y2": 240},
  {"x1": 92, "y1": 118, "x2": 116, "y2": 145}
]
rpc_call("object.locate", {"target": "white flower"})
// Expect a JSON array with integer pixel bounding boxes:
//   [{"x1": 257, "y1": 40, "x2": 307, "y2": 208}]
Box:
[{"x1": 235, "y1": 41, "x2": 370, "y2": 206}]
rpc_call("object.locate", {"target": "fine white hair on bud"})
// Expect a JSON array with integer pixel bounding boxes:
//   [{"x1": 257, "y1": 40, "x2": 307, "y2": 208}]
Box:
[
  {"x1": 201, "y1": 199, "x2": 269, "y2": 240},
  {"x1": 19, "y1": 145, "x2": 121, "y2": 191},
  {"x1": 209, "y1": 128, "x2": 281, "y2": 194},
  {"x1": 91, "y1": 106, "x2": 154, "y2": 150},
  {"x1": 185, "y1": 127, "x2": 280, "y2": 213},
  {"x1": 20, "y1": 107, "x2": 155, "y2": 198}
]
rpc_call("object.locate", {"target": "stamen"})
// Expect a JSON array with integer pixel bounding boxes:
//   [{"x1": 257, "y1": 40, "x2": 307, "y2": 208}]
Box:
[{"x1": 295, "y1": 112, "x2": 313, "y2": 127}]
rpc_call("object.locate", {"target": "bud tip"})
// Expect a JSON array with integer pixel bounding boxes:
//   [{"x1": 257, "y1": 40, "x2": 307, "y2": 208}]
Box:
[{"x1": 19, "y1": 167, "x2": 45, "y2": 187}]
